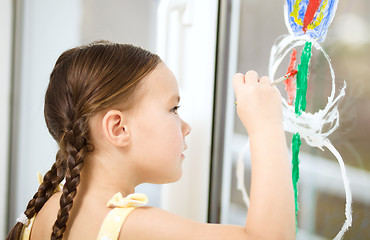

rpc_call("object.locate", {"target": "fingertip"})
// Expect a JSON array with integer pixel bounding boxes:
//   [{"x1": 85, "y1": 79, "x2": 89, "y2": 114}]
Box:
[
  {"x1": 245, "y1": 70, "x2": 259, "y2": 84},
  {"x1": 245, "y1": 70, "x2": 258, "y2": 79},
  {"x1": 233, "y1": 73, "x2": 244, "y2": 80}
]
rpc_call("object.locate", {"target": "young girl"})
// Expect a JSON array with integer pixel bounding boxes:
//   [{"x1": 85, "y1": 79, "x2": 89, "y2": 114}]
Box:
[{"x1": 7, "y1": 41, "x2": 295, "y2": 240}]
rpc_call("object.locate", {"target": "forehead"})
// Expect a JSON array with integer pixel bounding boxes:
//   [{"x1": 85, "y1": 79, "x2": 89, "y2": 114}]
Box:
[{"x1": 139, "y1": 62, "x2": 179, "y2": 103}]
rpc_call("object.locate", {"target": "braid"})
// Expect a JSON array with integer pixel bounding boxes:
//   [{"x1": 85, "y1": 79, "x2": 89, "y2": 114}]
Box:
[
  {"x1": 7, "y1": 41, "x2": 160, "y2": 239},
  {"x1": 6, "y1": 151, "x2": 66, "y2": 240},
  {"x1": 51, "y1": 118, "x2": 89, "y2": 240}
]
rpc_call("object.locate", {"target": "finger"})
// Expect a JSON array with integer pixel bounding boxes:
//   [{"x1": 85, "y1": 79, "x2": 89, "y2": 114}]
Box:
[
  {"x1": 244, "y1": 70, "x2": 259, "y2": 86},
  {"x1": 232, "y1": 73, "x2": 245, "y2": 85},
  {"x1": 232, "y1": 73, "x2": 245, "y2": 95},
  {"x1": 259, "y1": 76, "x2": 270, "y2": 85}
]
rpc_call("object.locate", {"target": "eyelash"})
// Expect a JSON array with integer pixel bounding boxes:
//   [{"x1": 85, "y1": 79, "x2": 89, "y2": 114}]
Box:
[{"x1": 171, "y1": 105, "x2": 181, "y2": 114}]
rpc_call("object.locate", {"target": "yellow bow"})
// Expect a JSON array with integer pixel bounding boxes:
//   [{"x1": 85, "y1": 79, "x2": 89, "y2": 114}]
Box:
[{"x1": 106, "y1": 192, "x2": 148, "y2": 208}]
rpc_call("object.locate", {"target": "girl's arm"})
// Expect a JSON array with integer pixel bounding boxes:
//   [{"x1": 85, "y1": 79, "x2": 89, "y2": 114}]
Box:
[
  {"x1": 121, "y1": 71, "x2": 295, "y2": 240},
  {"x1": 233, "y1": 71, "x2": 295, "y2": 239}
]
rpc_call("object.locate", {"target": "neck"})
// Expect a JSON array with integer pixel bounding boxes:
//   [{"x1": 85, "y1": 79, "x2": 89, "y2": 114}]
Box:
[{"x1": 77, "y1": 152, "x2": 138, "y2": 205}]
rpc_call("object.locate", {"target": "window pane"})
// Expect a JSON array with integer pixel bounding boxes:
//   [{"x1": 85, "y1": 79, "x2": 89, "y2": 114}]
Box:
[{"x1": 221, "y1": 0, "x2": 370, "y2": 239}]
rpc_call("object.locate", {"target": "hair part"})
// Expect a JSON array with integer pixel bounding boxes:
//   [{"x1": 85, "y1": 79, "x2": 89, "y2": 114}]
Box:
[{"x1": 6, "y1": 41, "x2": 161, "y2": 240}]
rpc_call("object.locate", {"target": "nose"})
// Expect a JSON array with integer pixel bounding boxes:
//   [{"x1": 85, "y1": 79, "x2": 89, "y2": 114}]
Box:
[{"x1": 182, "y1": 120, "x2": 191, "y2": 137}]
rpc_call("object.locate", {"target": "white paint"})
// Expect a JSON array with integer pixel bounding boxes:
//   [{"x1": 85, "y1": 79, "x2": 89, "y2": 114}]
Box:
[
  {"x1": 323, "y1": 140, "x2": 352, "y2": 240},
  {"x1": 0, "y1": 0, "x2": 12, "y2": 237}
]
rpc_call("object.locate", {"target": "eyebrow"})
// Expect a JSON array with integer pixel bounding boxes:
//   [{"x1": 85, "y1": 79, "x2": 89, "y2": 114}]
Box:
[{"x1": 169, "y1": 95, "x2": 180, "y2": 103}]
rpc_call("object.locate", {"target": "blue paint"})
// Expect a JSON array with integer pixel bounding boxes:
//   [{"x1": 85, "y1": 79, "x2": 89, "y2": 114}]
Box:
[{"x1": 285, "y1": 0, "x2": 339, "y2": 42}]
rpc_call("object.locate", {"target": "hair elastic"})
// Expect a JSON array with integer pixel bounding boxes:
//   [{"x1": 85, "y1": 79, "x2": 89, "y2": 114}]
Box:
[{"x1": 16, "y1": 213, "x2": 29, "y2": 226}]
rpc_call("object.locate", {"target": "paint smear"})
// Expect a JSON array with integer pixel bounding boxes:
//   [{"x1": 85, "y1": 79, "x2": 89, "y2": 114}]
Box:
[
  {"x1": 292, "y1": 132, "x2": 302, "y2": 224},
  {"x1": 295, "y1": 42, "x2": 312, "y2": 115},
  {"x1": 284, "y1": 0, "x2": 339, "y2": 42},
  {"x1": 285, "y1": 49, "x2": 298, "y2": 105},
  {"x1": 303, "y1": 0, "x2": 322, "y2": 32},
  {"x1": 324, "y1": 139, "x2": 353, "y2": 240},
  {"x1": 291, "y1": 41, "x2": 312, "y2": 227},
  {"x1": 237, "y1": 34, "x2": 351, "y2": 239},
  {"x1": 268, "y1": 34, "x2": 351, "y2": 239}
]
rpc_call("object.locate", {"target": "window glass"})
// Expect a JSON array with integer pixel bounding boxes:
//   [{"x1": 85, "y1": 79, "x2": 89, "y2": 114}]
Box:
[{"x1": 222, "y1": 0, "x2": 370, "y2": 239}]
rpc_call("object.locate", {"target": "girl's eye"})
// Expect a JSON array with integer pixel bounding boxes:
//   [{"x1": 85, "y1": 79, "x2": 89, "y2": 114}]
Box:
[{"x1": 171, "y1": 105, "x2": 181, "y2": 114}]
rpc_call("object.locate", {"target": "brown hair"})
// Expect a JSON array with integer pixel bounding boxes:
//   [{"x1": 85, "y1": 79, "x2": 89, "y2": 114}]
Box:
[{"x1": 7, "y1": 41, "x2": 161, "y2": 240}]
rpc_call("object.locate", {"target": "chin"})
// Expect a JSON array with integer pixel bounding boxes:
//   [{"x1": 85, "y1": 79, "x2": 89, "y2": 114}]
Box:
[
  {"x1": 152, "y1": 171, "x2": 182, "y2": 184},
  {"x1": 168, "y1": 173, "x2": 182, "y2": 183}
]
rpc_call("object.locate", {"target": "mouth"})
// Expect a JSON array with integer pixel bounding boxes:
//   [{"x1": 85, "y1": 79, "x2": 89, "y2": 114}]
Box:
[
  {"x1": 183, "y1": 143, "x2": 188, "y2": 152},
  {"x1": 181, "y1": 143, "x2": 188, "y2": 159}
]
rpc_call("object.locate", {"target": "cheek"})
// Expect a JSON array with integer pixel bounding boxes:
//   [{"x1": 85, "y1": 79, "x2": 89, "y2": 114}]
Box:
[
  {"x1": 131, "y1": 115, "x2": 184, "y2": 182},
  {"x1": 132, "y1": 113, "x2": 183, "y2": 158},
  {"x1": 151, "y1": 118, "x2": 183, "y2": 156},
  {"x1": 164, "y1": 118, "x2": 183, "y2": 147}
]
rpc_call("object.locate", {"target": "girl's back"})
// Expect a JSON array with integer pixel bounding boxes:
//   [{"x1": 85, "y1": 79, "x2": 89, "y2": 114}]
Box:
[{"x1": 31, "y1": 192, "x2": 109, "y2": 239}]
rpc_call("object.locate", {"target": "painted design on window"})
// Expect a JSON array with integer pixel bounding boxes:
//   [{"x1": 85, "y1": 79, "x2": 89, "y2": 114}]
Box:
[
  {"x1": 237, "y1": 0, "x2": 352, "y2": 239},
  {"x1": 285, "y1": 0, "x2": 339, "y2": 42}
]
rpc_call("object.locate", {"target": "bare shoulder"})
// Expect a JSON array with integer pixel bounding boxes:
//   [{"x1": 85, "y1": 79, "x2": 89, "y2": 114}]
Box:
[
  {"x1": 29, "y1": 196, "x2": 248, "y2": 240},
  {"x1": 30, "y1": 192, "x2": 110, "y2": 239},
  {"x1": 120, "y1": 206, "x2": 247, "y2": 240},
  {"x1": 30, "y1": 192, "x2": 61, "y2": 239}
]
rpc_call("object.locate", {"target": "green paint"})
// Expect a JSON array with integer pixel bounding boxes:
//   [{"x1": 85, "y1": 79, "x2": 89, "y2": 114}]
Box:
[
  {"x1": 292, "y1": 133, "x2": 301, "y2": 221},
  {"x1": 295, "y1": 42, "x2": 312, "y2": 115},
  {"x1": 292, "y1": 41, "x2": 312, "y2": 228}
]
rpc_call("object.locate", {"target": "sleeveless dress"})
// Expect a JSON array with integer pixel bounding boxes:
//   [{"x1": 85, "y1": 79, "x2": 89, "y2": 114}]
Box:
[{"x1": 20, "y1": 173, "x2": 148, "y2": 240}]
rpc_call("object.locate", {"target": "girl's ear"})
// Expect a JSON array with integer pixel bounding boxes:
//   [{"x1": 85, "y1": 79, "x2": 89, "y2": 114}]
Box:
[{"x1": 101, "y1": 110, "x2": 130, "y2": 147}]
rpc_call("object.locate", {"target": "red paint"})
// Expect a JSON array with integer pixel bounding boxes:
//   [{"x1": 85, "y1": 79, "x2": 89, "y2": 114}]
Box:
[
  {"x1": 284, "y1": 49, "x2": 297, "y2": 105},
  {"x1": 303, "y1": 0, "x2": 322, "y2": 33},
  {"x1": 286, "y1": 69, "x2": 298, "y2": 78}
]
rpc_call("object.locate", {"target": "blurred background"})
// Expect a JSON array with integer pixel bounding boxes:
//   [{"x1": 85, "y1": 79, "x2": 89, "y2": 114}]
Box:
[{"x1": 0, "y1": 0, "x2": 369, "y2": 239}]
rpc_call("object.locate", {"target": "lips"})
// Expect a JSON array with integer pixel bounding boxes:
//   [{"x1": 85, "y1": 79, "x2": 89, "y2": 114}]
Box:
[
  {"x1": 181, "y1": 143, "x2": 188, "y2": 159},
  {"x1": 183, "y1": 142, "x2": 188, "y2": 152}
]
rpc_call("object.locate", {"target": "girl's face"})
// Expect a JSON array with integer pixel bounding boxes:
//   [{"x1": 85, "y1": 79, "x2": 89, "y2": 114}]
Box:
[{"x1": 128, "y1": 62, "x2": 191, "y2": 184}]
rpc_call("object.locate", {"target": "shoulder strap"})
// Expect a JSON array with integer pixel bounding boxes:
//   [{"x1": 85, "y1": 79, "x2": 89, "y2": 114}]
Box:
[
  {"x1": 96, "y1": 192, "x2": 148, "y2": 240},
  {"x1": 20, "y1": 173, "x2": 62, "y2": 240},
  {"x1": 20, "y1": 215, "x2": 36, "y2": 240},
  {"x1": 96, "y1": 207, "x2": 136, "y2": 240}
]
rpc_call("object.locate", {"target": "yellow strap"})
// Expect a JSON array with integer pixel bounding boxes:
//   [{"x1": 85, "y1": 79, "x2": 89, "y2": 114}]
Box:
[
  {"x1": 20, "y1": 215, "x2": 36, "y2": 240},
  {"x1": 96, "y1": 207, "x2": 136, "y2": 240},
  {"x1": 19, "y1": 173, "x2": 62, "y2": 240}
]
